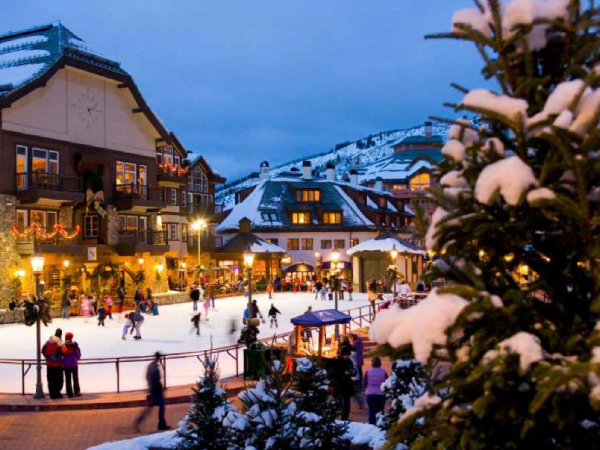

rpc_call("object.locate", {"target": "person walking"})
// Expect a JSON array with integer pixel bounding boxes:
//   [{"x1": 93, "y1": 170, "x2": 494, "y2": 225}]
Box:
[
  {"x1": 133, "y1": 352, "x2": 170, "y2": 432},
  {"x1": 349, "y1": 333, "x2": 364, "y2": 382},
  {"x1": 190, "y1": 313, "x2": 201, "y2": 335},
  {"x1": 190, "y1": 284, "x2": 200, "y2": 312},
  {"x1": 363, "y1": 357, "x2": 388, "y2": 425},
  {"x1": 331, "y1": 347, "x2": 356, "y2": 421},
  {"x1": 61, "y1": 288, "x2": 71, "y2": 319},
  {"x1": 62, "y1": 332, "x2": 81, "y2": 398},
  {"x1": 97, "y1": 302, "x2": 106, "y2": 327},
  {"x1": 41, "y1": 330, "x2": 64, "y2": 399},
  {"x1": 104, "y1": 294, "x2": 113, "y2": 319},
  {"x1": 268, "y1": 304, "x2": 281, "y2": 328}
]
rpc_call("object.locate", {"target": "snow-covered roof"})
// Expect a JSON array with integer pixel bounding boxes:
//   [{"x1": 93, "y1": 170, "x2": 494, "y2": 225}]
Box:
[
  {"x1": 359, "y1": 151, "x2": 442, "y2": 184},
  {"x1": 221, "y1": 231, "x2": 286, "y2": 254},
  {"x1": 0, "y1": 22, "x2": 125, "y2": 97},
  {"x1": 347, "y1": 232, "x2": 425, "y2": 255}
]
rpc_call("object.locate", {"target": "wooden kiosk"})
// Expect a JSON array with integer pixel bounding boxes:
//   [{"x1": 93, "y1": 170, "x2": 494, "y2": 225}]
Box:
[{"x1": 290, "y1": 309, "x2": 351, "y2": 359}]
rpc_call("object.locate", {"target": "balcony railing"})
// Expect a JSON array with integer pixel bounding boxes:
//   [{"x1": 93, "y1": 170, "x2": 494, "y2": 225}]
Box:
[
  {"x1": 157, "y1": 165, "x2": 188, "y2": 182},
  {"x1": 16, "y1": 172, "x2": 82, "y2": 192},
  {"x1": 114, "y1": 183, "x2": 148, "y2": 200},
  {"x1": 15, "y1": 227, "x2": 83, "y2": 246},
  {"x1": 187, "y1": 235, "x2": 223, "y2": 250},
  {"x1": 117, "y1": 229, "x2": 167, "y2": 246},
  {"x1": 187, "y1": 203, "x2": 223, "y2": 215}
]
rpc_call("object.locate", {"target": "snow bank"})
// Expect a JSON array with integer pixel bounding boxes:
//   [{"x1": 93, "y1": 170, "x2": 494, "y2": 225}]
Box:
[
  {"x1": 475, "y1": 156, "x2": 538, "y2": 206},
  {"x1": 462, "y1": 89, "x2": 529, "y2": 123},
  {"x1": 425, "y1": 208, "x2": 449, "y2": 251},
  {"x1": 527, "y1": 187, "x2": 556, "y2": 203},
  {"x1": 484, "y1": 331, "x2": 544, "y2": 371},
  {"x1": 87, "y1": 429, "x2": 176, "y2": 450},
  {"x1": 341, "y1": 421, "x2": 390, "y2": 450},
  {"x1": 370, "y1": 289, "x2": 468, "y2": 364}
]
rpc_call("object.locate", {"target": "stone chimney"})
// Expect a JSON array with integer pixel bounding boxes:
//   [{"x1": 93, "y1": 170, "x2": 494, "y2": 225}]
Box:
[
  {"x1": 374, "y1": 176, "x2": 383, "y2": 191},
  {"x1": 350, "y1": 169, "x2": 358, "y2": 185},
  {"x1": 425, "y1": 121, "x2": 433, "y2": 139},
  {"x1": 302, "y1": 160, "x2": 312, "y2": 180},
  {"x1": 259, "y1": 161, "x2": 270, "y2": 180},
  {"x1": 239, "y1": 217, "x2": 252, "y2": 233},
  {"x1": 326, "y1": 162, "x2": 336, "y2": 181}
]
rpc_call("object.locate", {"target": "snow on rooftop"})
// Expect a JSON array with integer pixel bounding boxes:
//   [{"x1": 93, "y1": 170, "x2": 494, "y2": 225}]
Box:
[
  {"x1": 0, "y1": 35, "x2": 48, "y2": 53},
  {"x1": 366, "y1": 195, "x2": 378, "y2": 209},
  {"x1": 347, "y1": 236, "x2": 425, "y2": 256},
  {"x1": 0, "y1": 49, "x2": 49, "y2": 66},
  {"x1": 250, "y1": 239, "x2": 286, "y2": 254},
  {"x1": 0, "y1": 62, "x2": 46, "y2": 87},
  {"x1": 333, "y1": 184, "x2": 374, "y2": 227},
  {"x1": 68, "y1": 37, "x2": 104, "y2": 57},
  {"x1": 370, "y1": 289, "x2": 468, "y2": 364},
  {"x1": 387, "y1": 200, "x2": 398, "y2": 212},
  {"x1": 216, "y1": 181, "x2": 267, "y2": 232}
]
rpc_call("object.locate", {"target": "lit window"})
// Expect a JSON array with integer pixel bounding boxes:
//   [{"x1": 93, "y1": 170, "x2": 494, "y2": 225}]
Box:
[
  {"x1": 292, "y1": 212, "x2": 310, "y2": 224},
  {"x1": 302, "y1": 238, "x2": 313, "y2": 250},
  {"x1": 350, "y1": 238, "x2": 359, "y2": 247},
  {"x1": 189, "y1": 167, "x2": 208, "y2": 193},
  {"x1": 295, "y1": 189, "x2": 321, "y2": 202},
  {"x1": 410, "y1": 173, "x2": 430, "y2": 190},
  {"x1": 170, "y1": 188, "x2": 177, "y2": 205},
  {"x1": 287, "y1": 238, "x2": 299, "y2": 250},
  {"x1": 169, "y1": 223, "x2": 178, "y2": 240},
  {"x1": 266, "y1": 238, "x2": 279, "y2": 245},
  {"x1": 323, "y1": 212, "x2": 342, "y2": 224}
]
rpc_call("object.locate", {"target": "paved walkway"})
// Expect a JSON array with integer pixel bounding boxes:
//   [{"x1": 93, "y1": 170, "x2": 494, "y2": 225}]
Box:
[{"x1": 0, "y1": 330, "x2": 387, "y2": 450}]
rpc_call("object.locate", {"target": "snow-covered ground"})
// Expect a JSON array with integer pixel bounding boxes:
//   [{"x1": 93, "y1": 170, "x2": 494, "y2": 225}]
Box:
[{"x1": 0, "y1": 292, "x2": 371, "y2": 394}]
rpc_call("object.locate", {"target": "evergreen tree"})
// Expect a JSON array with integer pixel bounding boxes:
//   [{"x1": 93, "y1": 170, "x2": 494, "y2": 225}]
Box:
[
  {"x1": 377, "y1": 359, "x2": 428, "y2": 431},
  {"x1": 372, "y1": 1, "x2": 600, "y2": 448},
  {"x1": 176, "y1": 356, "x2": 236, "y2": 450},
  {"x1": 238, "y1": 360, "x2": 296, "y2": 449},
  {"x1": 291, "y1": 357, "x2": 348, "y2": 449}
]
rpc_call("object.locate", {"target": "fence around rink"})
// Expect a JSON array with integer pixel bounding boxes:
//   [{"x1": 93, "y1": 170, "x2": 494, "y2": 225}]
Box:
[{"x1": 0, "y1": 297, "x2": 426, "y2": 395}]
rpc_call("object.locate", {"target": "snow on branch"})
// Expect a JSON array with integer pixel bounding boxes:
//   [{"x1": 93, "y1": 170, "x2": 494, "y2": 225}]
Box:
[{"x1": 475, "y1": 156, "x2": 538, "y2": 206}]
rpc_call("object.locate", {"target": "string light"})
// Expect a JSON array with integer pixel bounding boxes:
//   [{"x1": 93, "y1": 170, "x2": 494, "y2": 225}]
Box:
[{"x1": 12, "y1": 223, "x2": 81, "y2": 240}]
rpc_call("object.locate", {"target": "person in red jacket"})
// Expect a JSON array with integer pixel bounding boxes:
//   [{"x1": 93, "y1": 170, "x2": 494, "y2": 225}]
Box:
[{"x1": 41, "y1": 330, "x2": 64, "y2": 399}]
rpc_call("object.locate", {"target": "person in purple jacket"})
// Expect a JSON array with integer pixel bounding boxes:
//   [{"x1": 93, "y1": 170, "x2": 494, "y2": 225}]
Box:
[
  {"x1": 363, "y1": 357, "x2": 388, "y2": 425},
  {"x1": 349, "y1": 333, "x2": 364, "y2": 381},
  {"x1": 62, "y1": 332, "x2": 82, "y2": 397}
]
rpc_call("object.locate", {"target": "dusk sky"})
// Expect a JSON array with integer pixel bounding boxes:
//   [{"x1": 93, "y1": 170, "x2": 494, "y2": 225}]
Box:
[{"x1": 1, "y1": 1, "x2": 485, "y2": 180}]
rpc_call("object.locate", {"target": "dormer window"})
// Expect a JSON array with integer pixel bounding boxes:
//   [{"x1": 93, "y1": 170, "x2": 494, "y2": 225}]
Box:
[
  {"x1": 410, "y1": 173, "x2": 430, "y2": 190},
  {"x1": 295, "y1": 189, "x2": 321, "y2": 203},
  {"x1": 261, "y1": 212, "x2": 279, "y2": 222},
  {"x1": 323, "y1": 212, "x2": 342, "y2": 225},
  {"x1": 378, "y1": 197, "x2": 387, "y2": 208},
  {"x1": 292, "y1": 212, "x2": 311, "y2": 224}
]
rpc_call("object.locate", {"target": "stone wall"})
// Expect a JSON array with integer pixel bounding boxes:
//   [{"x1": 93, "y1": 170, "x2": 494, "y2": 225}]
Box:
[
  {"x1": 0, "y1": 195, "x2": 22, "y2": 308},
  {"x1": 106, "y1": 205, "x2": 119, "y2": 246}
]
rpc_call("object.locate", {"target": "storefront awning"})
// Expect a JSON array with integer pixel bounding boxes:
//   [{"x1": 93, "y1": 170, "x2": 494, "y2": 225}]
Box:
[{"x1": 284, "y1": 263, "x2": 315, "y2": 273}]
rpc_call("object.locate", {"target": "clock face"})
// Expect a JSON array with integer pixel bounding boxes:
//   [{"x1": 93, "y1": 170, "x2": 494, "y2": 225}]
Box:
[{"x1": 73, "y1": 88, "x2": 103, "y2": 130}]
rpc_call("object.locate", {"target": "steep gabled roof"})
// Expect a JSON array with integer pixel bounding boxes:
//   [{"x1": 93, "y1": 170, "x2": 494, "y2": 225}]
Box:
[
  {"x1": 0, "y1": 22, "x2": 173, "y2": 145},
  {"x1": 189, "y1": 155, "x2": 226, "y2": 183},
  {"x1": 359, "y1": 149, "x2": 443, "y2": 183}
]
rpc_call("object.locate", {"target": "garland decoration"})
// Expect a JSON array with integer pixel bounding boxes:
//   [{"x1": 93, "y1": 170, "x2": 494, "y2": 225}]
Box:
[{"x1": 12, "y1": 223, "x2": 82, "y2": 240}]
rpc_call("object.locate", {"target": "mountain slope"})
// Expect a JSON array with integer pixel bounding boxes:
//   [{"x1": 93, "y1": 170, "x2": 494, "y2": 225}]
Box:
[{"x1": 216, "y1": 121, "x2": 451, "y2": 210}]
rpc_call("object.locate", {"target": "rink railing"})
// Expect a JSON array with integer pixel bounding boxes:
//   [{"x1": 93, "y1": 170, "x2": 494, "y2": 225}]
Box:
[{"x1": 0, "y1": 298, "x2": 399, "y2": 395}]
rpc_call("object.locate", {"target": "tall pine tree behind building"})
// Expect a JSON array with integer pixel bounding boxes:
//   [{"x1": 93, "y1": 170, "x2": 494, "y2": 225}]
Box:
[{"x1": 370, "y1": 1, "x2": 600, "y2": 448}]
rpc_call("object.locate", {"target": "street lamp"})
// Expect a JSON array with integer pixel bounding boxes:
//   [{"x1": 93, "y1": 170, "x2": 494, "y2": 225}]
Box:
[
  {"x1": 314, "y1": 251, "x2": 322, "y2": 282},
  {"x1": 191, "y1": 219, "x2": 207, "y2": 282},
  {"x1": 138, "y1": 258, "x2": 144, "y2": 266},
  {"x1": 63, "y1": 260, "x2": 70, "y2": 269},
  {"x1": 244, "y1": 251, "x2": 255, "y2": 322},
  {"x1": 390, "y1": 245, "x2": 398, "y2": 299},
  {"x1": 30, "y1": 252, "x2": 45, "y2": 399},
  {"x1": 331, "y1": 250, "x2": 341, "y2": 337}
]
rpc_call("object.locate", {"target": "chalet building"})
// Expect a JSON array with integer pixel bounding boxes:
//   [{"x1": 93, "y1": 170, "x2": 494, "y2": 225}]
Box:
[
  {"x1": 0, "y1": 22, "x2": 223, "y2": 303},
  {"x1": 359, "y1": 121, "x2": 444, "y2": 220},
  {"x1": 217, "y1": 160, "x2": 417, "y2": 289}
]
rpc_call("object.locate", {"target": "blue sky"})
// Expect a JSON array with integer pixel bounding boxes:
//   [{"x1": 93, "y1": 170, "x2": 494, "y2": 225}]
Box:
[{"x1": 1, "y1": 1, "x2": 485, "y2": 180}]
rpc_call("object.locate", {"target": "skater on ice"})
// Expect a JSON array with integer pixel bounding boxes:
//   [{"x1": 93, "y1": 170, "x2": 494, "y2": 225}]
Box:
[{"x1": 268, "y1": 303, "x2": 281, "y2": 328}]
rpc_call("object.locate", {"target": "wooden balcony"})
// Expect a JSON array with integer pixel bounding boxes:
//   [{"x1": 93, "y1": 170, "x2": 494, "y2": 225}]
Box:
[
  {"x1": 15, "y1": 228, "x2": 85, "y2": 256},
  {"x1": 115, "y1": 229, "x2": 169, "y2": 256},
  {"x1": 16, "y1": 172, "x2": 84, "y2": 205},
  {"x1": 113, "y1": 184, "x2": 166, "y2": 212},
  {"x1": 157, "y1": 166, "x2": 188, "y2": 184}
]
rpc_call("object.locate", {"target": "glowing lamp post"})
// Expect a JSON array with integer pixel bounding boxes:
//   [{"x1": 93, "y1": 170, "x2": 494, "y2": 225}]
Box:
[
  {"x1": 390, "y1": 245, "x2": 398, "y2": 298},
  {"x1": 30, "y1": 252, "x2": 45, "y2": 399},
  {"x1": 244, "y1": 251, "x2": 255, "y2": 321},
  {"x1": 331, "y1": 250, "x2": 341, "y2": 337},
  {"x1": 191, "y1": 219, "x2": 207, "y2": 282},
  {"x1": 314, "y1": 251, "x2": 322, "y2": 282}
]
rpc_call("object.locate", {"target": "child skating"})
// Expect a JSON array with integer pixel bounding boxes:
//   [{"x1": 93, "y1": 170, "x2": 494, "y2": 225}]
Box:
[
  {"x1": 268, "y1": 304, "x2": 281, "y2": 328},
  {"x1": 191, "y1": 313, "x2": 201, "y2": 335}
]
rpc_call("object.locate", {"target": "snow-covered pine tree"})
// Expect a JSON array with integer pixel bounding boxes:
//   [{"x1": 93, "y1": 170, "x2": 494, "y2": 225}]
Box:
[
  {"x1": 377, "y1": 359, "x2": 428, "y2": 432},
  {"x1": 370, "y1": 1, "x2": 600, "y2": 448},
  {"x1": 291, "y1": 357, "x2": 348, "y2": 449},
  {"x1": 238, "y1": 360, "x2": 296, "y2": 450},
  {"x1": 175, "y1": 356, "x2": 236, "y2": 450}
]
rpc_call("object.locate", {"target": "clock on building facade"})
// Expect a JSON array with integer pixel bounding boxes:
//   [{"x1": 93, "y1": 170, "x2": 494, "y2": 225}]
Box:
[{"x1": 72, "y1": 87, "x2": 103, "y2": 130}]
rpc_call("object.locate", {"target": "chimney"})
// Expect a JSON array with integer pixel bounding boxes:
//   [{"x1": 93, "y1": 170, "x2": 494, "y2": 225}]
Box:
[
  {"x1": 425, "y1": 121, "x2": 433, "y2": 139},
  {"x1": 259, "y1": 161, "x2": 270, "y2": 180},
  {"x1": 350, "y1": 169, "x2": 358, "y2": 185},
  {"x1": 302, "y1": 160, "x2": 312, "y2": 180},
  {"x1": 326, "y1": 162, "x2": 336, "y2": 181},
  {"x1": 239, "y1": 217, "x2": 252, "y2": 233},
  {"x1": 374, "y1": 176, "x2": 383, "y2": 191}
]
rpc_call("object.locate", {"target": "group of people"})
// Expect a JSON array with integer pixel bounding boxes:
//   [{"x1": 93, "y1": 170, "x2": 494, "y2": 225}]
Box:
[
  {"x1": 313, "y1": 277, "x2": 353, "y2": 302},
  {"x1": 331, "y1": 333, "x2": 388, "y2": 425},
  {"x1": 189, "y1": 283, "x2": 217, "y2": 335},
  {"x1": 41, "y1": 328, "x2": 82, "y2": 399}
]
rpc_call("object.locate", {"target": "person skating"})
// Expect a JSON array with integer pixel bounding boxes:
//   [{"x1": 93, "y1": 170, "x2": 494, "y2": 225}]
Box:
[
  {"x1": 104, "y1": 294, "x2": 113, "y2": 319},
  {"x1": 117, "y1": 286, "x2": 125, "y2": 313},
  {"x1": 314, "y1": 280, "x2": 323, "y2": 300},
  {"x1": 251, "y1": 299, "x2": 264, "y2": 323},
  {"x1": 131, "y1": 311, "x2": 145, "y2": 340},
  {"x1": 61, "y1": 288, "x2": 71, "y2": 319},
  {"x1": 133, "y1": 352, "x2": 170, "y2": 432},
  {"x1": 62, "y1": 332, "x2": 82, "y2": 398},
  {"x1": 97, "y1": 302, "x2": 106, "y2": 326},
  {"x1": 268, "y1": 304, "x2": 281, "y2": 328},
  {"x1": 41, "y1": 330, "x2": 64, "y2": 399},
  {"x1": 331, "y1": 347, "x2": 356, "y2": 421},
  {"x1": 202, "y1": 295, "x2": 210, "y2": 321},
  {"x1": 267, "y1": 281, "x2": 274, "y2": 300},
  {"x1": 190, "y1": 284, "x2": 200, "y2": 312},
  {"x1": 190, "y1": 313, "x2": 202, "y2": 335},
  {"x1": 134, "y1": 289, "x2": 143, "y2": 314},
  {"x1": 122, "y1": 313, "x2": 136, "y2": 340}
]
